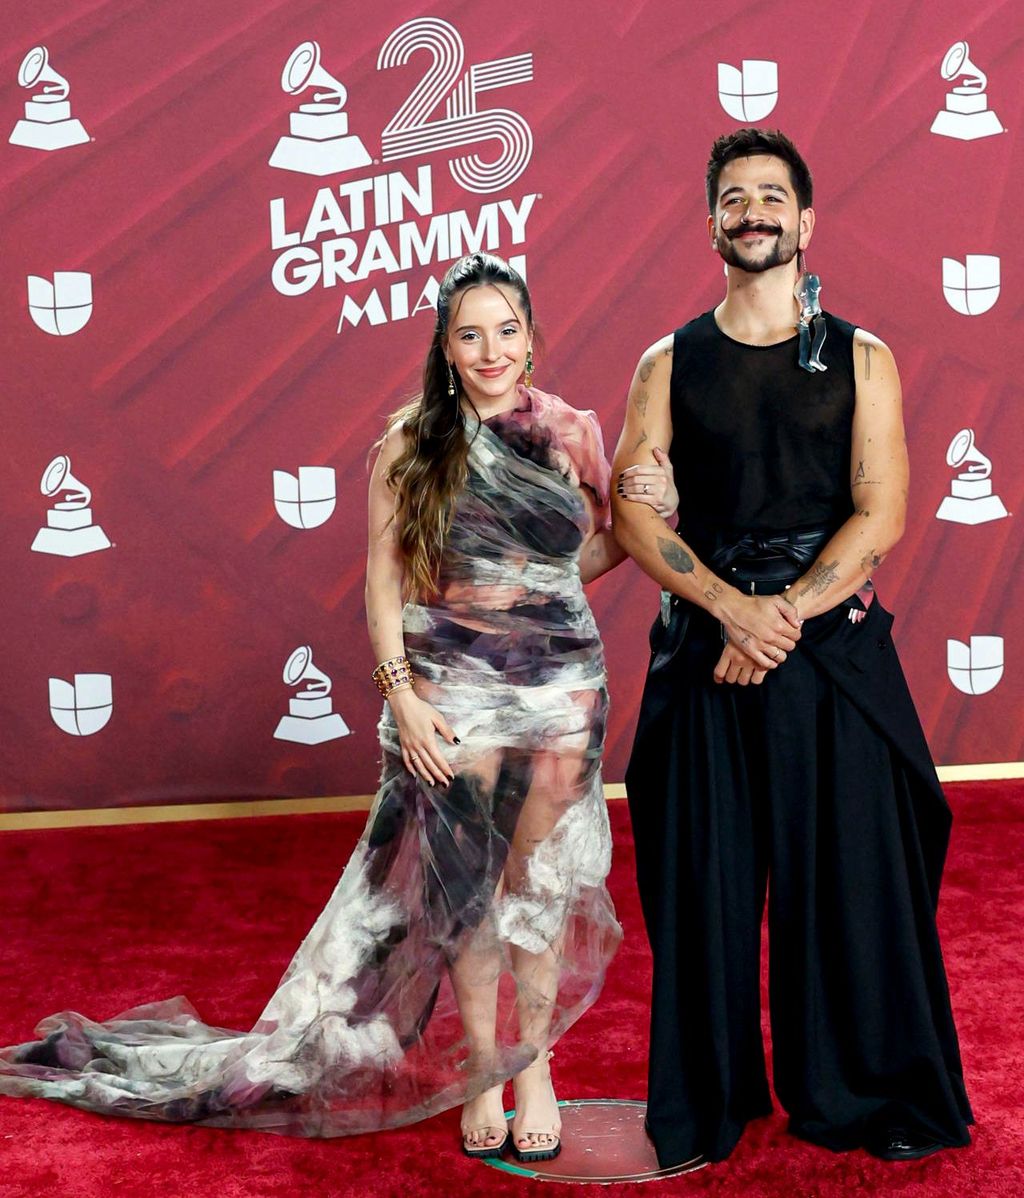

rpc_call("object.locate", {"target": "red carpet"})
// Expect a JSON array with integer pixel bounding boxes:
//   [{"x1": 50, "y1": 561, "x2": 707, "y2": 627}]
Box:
[{"x1": 1, "y1": 783, "x2": 1021, "y2": 1197}]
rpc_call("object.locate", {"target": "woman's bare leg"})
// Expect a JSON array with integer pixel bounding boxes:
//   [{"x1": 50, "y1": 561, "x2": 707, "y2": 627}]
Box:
[
  {"x1": 449, "y1": 751, "x2": 508, "y2": 1150},
  {"x1": 506, "y1": 742, "x2": 589, "y2": 1153}
]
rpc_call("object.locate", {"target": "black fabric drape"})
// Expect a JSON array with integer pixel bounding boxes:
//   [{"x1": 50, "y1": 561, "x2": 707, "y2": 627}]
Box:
[{"x1": 626, "y1": 598, "x2": 973, "y2": 1167}]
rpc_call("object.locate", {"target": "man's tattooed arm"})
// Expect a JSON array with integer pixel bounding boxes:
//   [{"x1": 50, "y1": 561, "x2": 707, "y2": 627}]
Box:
[
  {"x1": 859, "y1": 548, "x2": 885, "y2": 574},
  {"x1": 784, "y1": 330, "x2": 908, "y2": 621},
  {"x1": 796, "y1": 558, "x2": 840, "y2": 599},
  {"x1": 657, "y1": 535, "x2": 694, "y2": 575},
  {"x1": 852, "y1": 458, "x2": 881, "y2": 488}
]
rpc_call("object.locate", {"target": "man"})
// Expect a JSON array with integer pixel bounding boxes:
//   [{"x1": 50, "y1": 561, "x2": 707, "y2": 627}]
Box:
[{"x1": 611, "y1": 128, "x2": 972, "y2": 1168}]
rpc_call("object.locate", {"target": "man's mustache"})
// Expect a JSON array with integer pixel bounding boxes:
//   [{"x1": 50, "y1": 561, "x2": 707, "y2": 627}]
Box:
[{"x1": 725, "y1": 223, "x2": 780, "y2": 240}]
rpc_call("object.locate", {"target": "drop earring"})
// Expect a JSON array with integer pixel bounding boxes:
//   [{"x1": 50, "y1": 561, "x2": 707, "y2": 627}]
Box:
[
  {"x1": 446, "y1": 360, "x2": 456, "y2": 397},
  {"x1": 525, "y1": 348, "x2": 534, "y2": 387}
]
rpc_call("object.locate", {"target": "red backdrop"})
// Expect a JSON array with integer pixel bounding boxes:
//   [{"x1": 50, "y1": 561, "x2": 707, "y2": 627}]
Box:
[{"x1": 1, "y1": 0, "x2": 1021, "y2": 812}]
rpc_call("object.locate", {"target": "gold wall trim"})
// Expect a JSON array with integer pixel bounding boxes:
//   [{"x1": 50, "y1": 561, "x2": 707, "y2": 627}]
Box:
[
  {"x1": 935, "y1": 761, "x2": 1024, "y2": 783},
  {"x1": 0, "y1": 794, "x2": 377, "y2": 832},
  {"x1": 0, "y1": 769, "x2": 1017, "y2": 833}
]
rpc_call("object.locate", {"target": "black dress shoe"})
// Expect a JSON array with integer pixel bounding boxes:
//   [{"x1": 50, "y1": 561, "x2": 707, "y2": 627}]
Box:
[{"x1": 867, "y1": 1127, "x2": 944, "y2": 1161}]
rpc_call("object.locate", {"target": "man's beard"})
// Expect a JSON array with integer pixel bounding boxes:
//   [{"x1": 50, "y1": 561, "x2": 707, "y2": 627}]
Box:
[{"x1": 716, "y1": 224, "x2": 800, "y2": 274}]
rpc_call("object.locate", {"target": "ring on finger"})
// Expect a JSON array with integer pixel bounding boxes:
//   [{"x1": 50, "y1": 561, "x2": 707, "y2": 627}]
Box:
[{"x1": 643, "y1": 483, "x2": 650, "y2": 494}]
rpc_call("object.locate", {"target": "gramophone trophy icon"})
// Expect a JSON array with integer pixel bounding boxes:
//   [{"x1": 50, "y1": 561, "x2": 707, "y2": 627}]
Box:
[
  {"x1": 9, "y1": 46, "x2": 90, "y2": 151},
  {"x1": 935, "y1": 429, "x2": 1008, "y2": 525},
  {"x1": 31, "y1": 455, "x2": 112, "y2": 556},
  {"x1": 269, "y1": 41, "x2": 371, "y2": 176},
  {"x1": 274, "y1": 646, "x2": 351, "y2": 744},
  {"x1": 930, "y1": 41, "x2": 1004, "y2": 140}
]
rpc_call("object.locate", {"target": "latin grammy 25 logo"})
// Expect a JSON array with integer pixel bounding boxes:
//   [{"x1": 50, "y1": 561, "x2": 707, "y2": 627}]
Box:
[{"x1": 269, "y1": 17, "x2": 534, "y2": 196}]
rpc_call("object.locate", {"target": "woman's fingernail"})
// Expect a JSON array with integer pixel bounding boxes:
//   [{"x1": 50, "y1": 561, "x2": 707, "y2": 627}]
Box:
[{"x1": 453, "y1": 736, "x2": 461, "y2": 744}]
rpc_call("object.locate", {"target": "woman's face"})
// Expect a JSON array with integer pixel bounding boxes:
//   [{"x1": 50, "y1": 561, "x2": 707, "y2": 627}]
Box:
[{"x1": 445, "y1": 283, "x2": 531, "y2": 412}]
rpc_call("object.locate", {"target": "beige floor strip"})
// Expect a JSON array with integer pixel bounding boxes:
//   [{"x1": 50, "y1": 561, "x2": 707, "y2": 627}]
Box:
[{"x1": 0, "y1": 769, "x2": 1018, "y2": 833}]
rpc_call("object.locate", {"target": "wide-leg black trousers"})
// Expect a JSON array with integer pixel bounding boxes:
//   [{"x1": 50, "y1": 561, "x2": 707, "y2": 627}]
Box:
[{"x1": 625, "y1": 597, "x2": 972, "y2": 1167}]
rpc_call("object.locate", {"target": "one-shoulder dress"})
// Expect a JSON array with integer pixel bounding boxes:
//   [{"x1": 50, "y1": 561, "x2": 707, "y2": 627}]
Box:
[{"x1": 0, "y1": 385, "x2": 622, "y2": 1137}]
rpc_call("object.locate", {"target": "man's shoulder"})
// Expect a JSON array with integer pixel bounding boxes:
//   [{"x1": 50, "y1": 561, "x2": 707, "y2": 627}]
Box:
[
  {"x1": 824, "y1": 311, "x2": 861, "y2": 341},
  {"x1": 673, "y1": 310, "x2": 716, "y2": 340}
]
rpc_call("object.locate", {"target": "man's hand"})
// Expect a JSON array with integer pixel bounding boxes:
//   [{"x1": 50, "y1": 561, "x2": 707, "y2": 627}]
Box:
[
  {"x1": 717, "y1": 592, "x2": 802, "y2": 670},
  {"x1": 713, "y1": 641, "x2": 770, "y2": 685}
]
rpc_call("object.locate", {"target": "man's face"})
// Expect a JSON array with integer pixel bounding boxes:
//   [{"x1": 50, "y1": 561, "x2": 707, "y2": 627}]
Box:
[{"x1": 709, "y1": 154, "x2": 811, "y2": 274}]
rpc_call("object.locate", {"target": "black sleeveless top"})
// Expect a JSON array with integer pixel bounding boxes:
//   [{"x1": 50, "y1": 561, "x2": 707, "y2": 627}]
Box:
[{"x1": 668, "y1": 309, "x2": 857, "y2": 560}]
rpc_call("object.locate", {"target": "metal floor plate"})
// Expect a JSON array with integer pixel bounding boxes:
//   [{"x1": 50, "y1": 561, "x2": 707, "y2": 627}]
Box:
[{"x1": 479, "y1": 1099, "x2": 708, "y2": 1184}]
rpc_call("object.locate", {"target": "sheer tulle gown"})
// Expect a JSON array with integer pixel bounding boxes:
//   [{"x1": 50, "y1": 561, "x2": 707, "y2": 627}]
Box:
[{"x1": 0, "y1": 386, "x2": 621, "y2": 1137}]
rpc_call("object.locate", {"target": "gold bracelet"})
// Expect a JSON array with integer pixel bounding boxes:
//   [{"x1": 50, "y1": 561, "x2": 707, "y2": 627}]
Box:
[{"x1": 372, "y1": 655, "x2": 414, "y2": 698}]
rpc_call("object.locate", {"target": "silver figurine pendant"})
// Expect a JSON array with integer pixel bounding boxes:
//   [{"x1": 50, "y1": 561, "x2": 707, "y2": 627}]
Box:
[{"x1": 794, "y1": 271, "x2": 828, "y2": 373}]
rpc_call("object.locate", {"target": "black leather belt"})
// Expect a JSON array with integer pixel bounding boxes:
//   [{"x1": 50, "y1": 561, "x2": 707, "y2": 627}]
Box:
[
  {"x1": 652, "y1": 528, "x2": 833, "y2": 668},
  {"x1": 708, "y1": 527, "x2": 832, "y2": 595}
]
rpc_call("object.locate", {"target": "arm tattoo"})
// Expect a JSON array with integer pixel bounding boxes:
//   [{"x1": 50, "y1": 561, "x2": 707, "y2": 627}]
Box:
[
  {"x1": 631, "y1": 428, "x2": 649, "y2": 452},
  {"x1": 797, "y1": 558, "x2": 840, "y2": 598},
  {"x1": 703, "y1": 580, "x2": 724, "y2": 603},
  {"x1": 657, "y1": 536, "x2": 694, "y2": 574},
  {"x1": 633, "y1": 388, "x2": 650, "y2": 417},
  {"x1": 859, "y1": 548, "x2": 885, "y2": 574},
  {"x1": 639, "y1": 355, "x2": 657, "y2": 383},
  {"x1": 863, "y1": 344, "x2": 873, "y2": 379},
  {"x1": 852, "y1": 458, "x2": 881, "y2": 488}
]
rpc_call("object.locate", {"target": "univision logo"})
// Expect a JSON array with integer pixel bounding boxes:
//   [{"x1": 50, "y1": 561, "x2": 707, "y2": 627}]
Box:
[
  {"x1": 947, "y1": 636, "x2": 1003, "y2": 696},
  {"x1": 942, "y1": 255, "x2": 999, "y2": 316},
  {"x1": 273, "y1": 466, "x2": 336, "y2": 529},
  {"x1": 717, "y1": 60, "x2": 778, "y2": 122},
  {"x1": 49, "y1": 673, "x2": 112, "y2": 735},
  {"x1": 27, "y1": 271, "x2": 93, "y2": 335}
]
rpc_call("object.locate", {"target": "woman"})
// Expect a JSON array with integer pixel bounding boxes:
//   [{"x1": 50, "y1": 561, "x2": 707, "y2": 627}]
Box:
[{"x1": 0, "y1": 253, "x2": 674, "y2": 1163}]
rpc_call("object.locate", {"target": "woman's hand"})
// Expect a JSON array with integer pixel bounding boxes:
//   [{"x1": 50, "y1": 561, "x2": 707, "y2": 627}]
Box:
[
  {"x1": 713, "y1": 641, "x2": 770, "y2": 686},
  {"x1": 616, "y1": 446, "x2": 678, "y2": 518},
  {"x1": 388, "y1": 687, "x2": 458, "y2": 787}
]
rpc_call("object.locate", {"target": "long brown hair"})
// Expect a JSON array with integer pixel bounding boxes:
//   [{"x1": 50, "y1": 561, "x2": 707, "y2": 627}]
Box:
[{"x1": 382, "y1": 253, "x2": 533, "y2": 598}]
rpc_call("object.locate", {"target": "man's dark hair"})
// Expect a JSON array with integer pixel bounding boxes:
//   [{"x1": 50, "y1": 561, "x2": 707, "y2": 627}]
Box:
[{"x1": 705, "y1": 128, "x2": 813, "y2": 213}]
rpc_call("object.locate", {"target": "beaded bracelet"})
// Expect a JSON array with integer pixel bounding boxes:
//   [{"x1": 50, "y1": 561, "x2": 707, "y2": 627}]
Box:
[{"x1": 372, "y1": 655, "x2": 415, "y2": 699}]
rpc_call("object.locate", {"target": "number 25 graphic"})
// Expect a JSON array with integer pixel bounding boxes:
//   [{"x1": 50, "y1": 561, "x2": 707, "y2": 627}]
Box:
[{"x1": 378, "y1": 17, "x2": 534, "y2": 195}]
